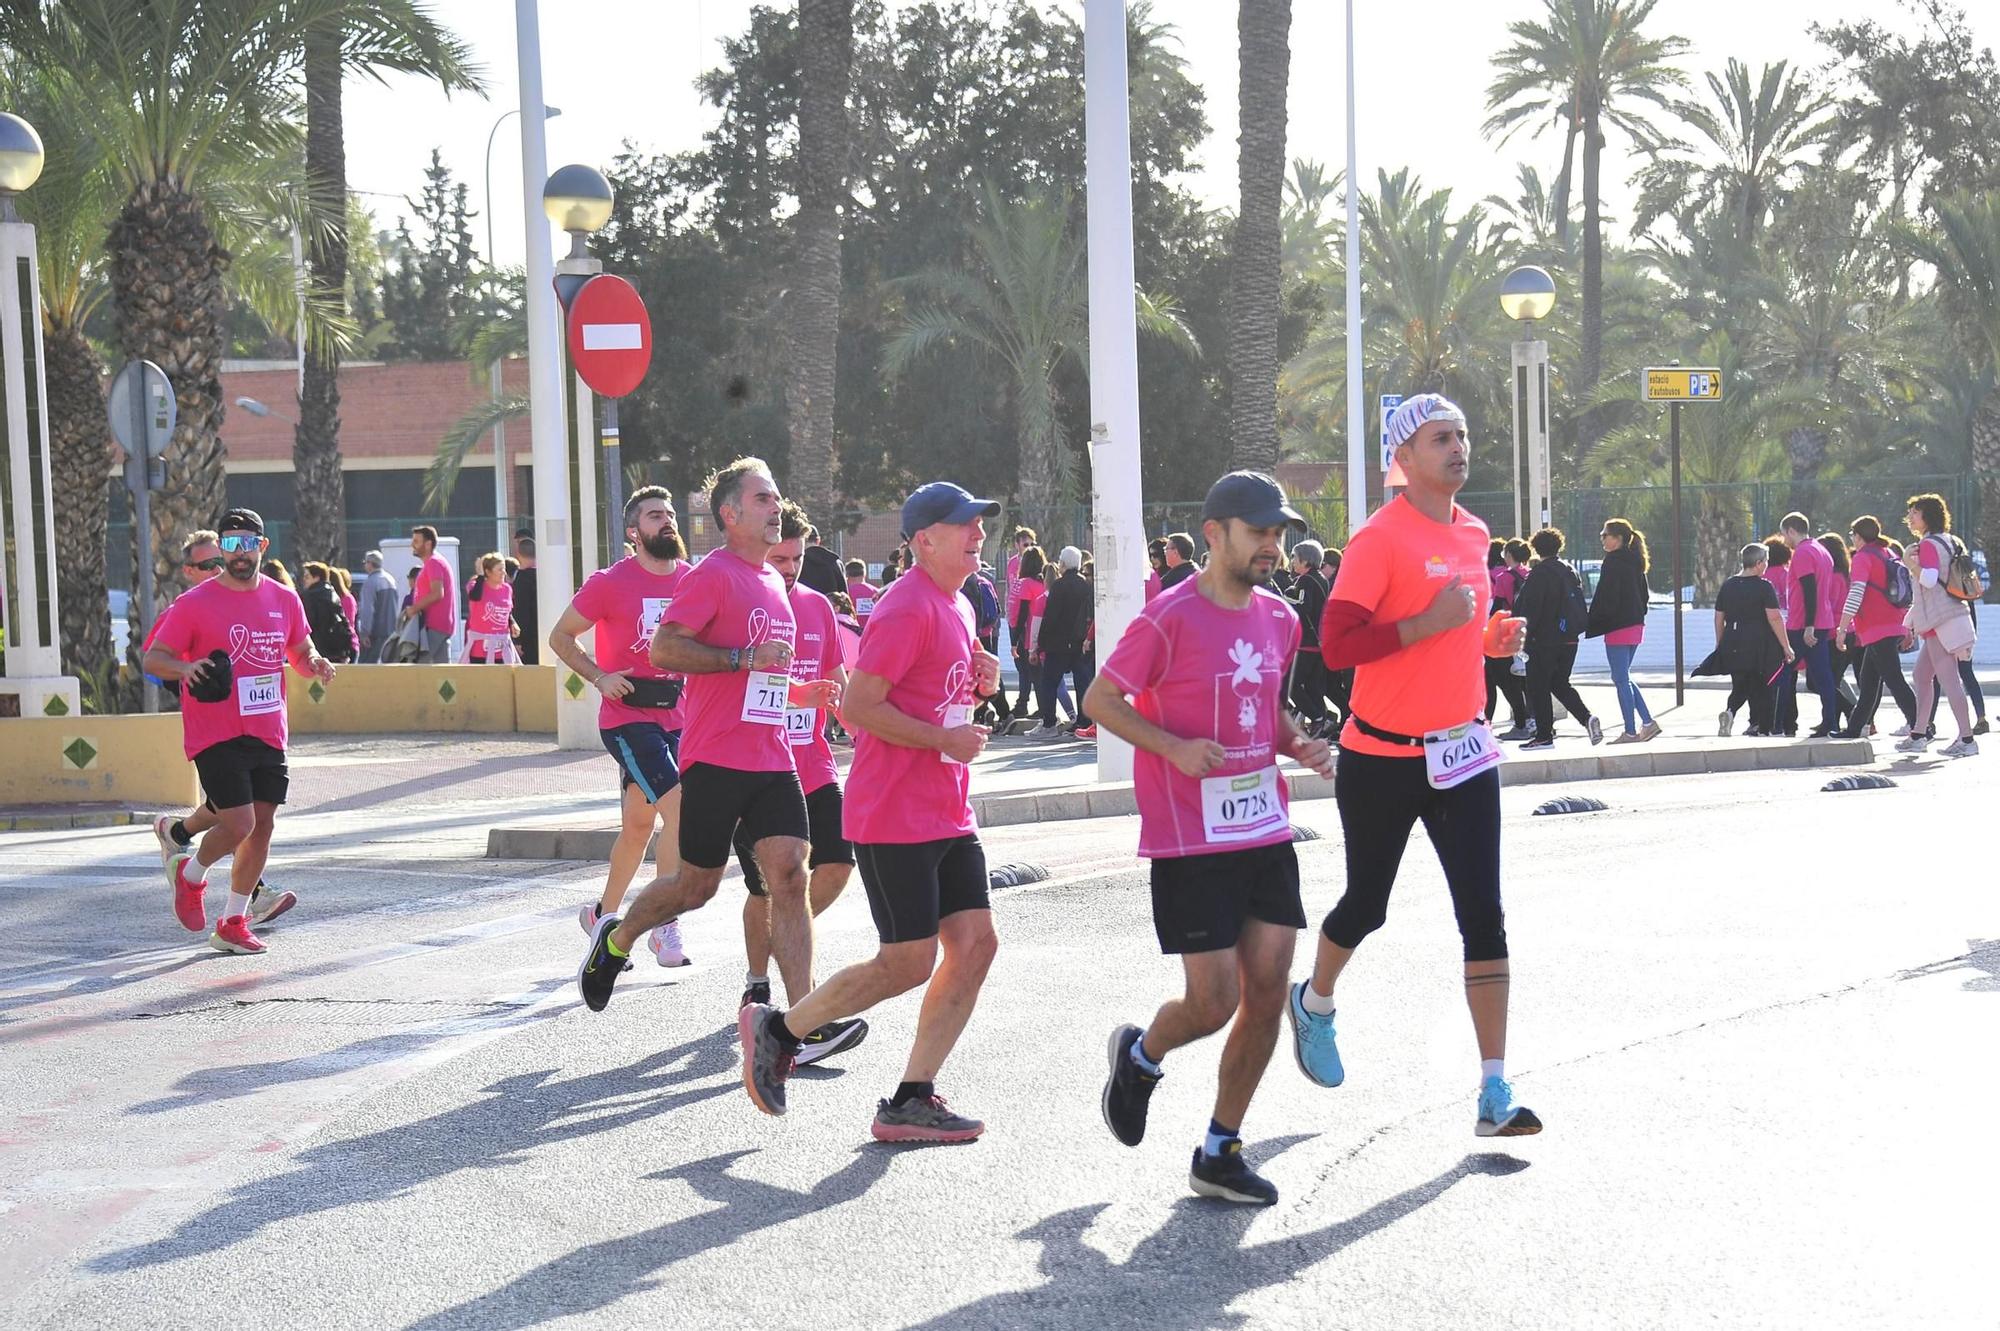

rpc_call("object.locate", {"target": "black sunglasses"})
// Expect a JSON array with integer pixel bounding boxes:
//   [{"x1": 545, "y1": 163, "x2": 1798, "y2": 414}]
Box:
[{"x1": 184, "y1": 557, "x2": 225, "y2": 571}]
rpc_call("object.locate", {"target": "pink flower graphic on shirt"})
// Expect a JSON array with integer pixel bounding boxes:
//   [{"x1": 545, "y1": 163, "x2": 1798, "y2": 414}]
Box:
[{"x1": 1228, "y1": 638, "x2": 1263, "y2": 734}]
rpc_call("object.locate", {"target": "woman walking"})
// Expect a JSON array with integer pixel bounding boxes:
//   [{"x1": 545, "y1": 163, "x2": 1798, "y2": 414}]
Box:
[
  {"x1": 1700, "y1": 544, "x2": 1792, "y2": 736},
  {"x1": 1486, "y1": 538, "x2": 1531, "y2": 738},
  {"x1": 1761, "y1": 536, "x2": 1799, "y2": 735},
  {"x1": 1585, "y1": 518, "x2": 1659, "y2": 742},
  {"x1": 1816, "y1": 533, "x2": 1859, "y2": 732},
  {"x1": 1515, "y1": 527, "x2": 1601, "y2": 750},
  {"x1": 1835, "y1": 515, "x2": 1918, "y2": 740},
  {"x1": 301, "y1": 561, "x2": 356, "y2": 663},
  {"x1": 1898, "y1": 493, "x2": 1980, "y2": 757},
  {"x1": 1010, "y1": 544, "x2": 1050, "y2": 729}
]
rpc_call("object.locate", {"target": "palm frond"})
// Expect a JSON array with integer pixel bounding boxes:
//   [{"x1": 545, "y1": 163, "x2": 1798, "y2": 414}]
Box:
[{"x1": 427, "y1": 391, "x2": 529, "y2": 511}]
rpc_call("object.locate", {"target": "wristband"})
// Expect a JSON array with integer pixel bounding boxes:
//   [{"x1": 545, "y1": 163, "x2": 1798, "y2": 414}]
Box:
[{"x1": 729, "y1": 648, "x2": 742, "y2": 672}]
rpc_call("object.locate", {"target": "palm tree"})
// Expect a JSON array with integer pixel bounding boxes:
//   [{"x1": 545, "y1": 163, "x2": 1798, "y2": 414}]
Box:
[
  {"x1": 293, "y1": 7, "x2": 480, "y2": 565},
  {"x1": 1485, "y1": 0, "x2": 1689, "y2": 455},
  {"x1": 785, "y1": 0, "x2": 855, "y2": 526},
  {"x1": 1281, "y1": 158, "x2": 1340, "y2": 283},
  {"x1": 1896, "y1": 192, "x2": 2000, "y2": 573},
  {"x1": 0, "y1": 1, "x2": 424, "y2": 613},
  {"x1": 425, "y1": 296, "x2": 528, "y2": 510},
  {"x1": 882, "y1": 186, "x2": 1196, "y2": 536},
  {"x1": 1227, "y1": 0, "x2": 1291, "y2": 472},
  {"x1": 1631, "y1": 59, "x2": 1835, "y2": 249}
]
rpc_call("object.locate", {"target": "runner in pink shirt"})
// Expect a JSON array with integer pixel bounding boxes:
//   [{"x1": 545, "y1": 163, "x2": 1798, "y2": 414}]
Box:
[
  {"x1": 142, "y1": 508, "x2": 336, "y2": 957},
  {"x1": 1836, "y1": 514, "x2": 1918, "y2": 738},
  {"x1": 549, "y1": 486, "x2": 694, "y2": 964},
  {"x1": 576, "y1": 459, "x2": 837, "y2": 1024},
  {"x1": 463, "y1": 553, "x2": 518, "y2": 663},
  {"x1": 844, "y1": 560, "x2": 880, "y2": 629},
  {"x1": 1087, "y1": 470, "x2": 1335, "y2": 1206},
  {"x1": 401, "y1": 525, "x2": 456, "y2": 661},
  {"x1": 741, "y1": 481, "x2": 1004, "y2": 1144},
  {"x1": 1780, "y1": 512, "x2": 1842, "y2": 735},
  {"x1": 726, "y1": 502, "x2": 867, "y2": 1067}
]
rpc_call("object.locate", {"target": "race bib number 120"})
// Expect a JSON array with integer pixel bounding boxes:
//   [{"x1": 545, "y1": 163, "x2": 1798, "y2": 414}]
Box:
[
  {"x1": 1200, "y1": 766, "x2": 1284, "y2": 843},
  {"x1": 784, "y1": 706, "x2": 817, "y2": 745}
]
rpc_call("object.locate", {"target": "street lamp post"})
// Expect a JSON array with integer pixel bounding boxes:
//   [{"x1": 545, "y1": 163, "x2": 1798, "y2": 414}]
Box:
[
  {"x1": 484, "y1": 105, "x2": 559, "y2": 553},
  {"x1": 0, "y1": 111, "x2": 77, "y2": 720},
  {"x1": 1500, "y1": 265, "x2": 1556, "y2": 537}
]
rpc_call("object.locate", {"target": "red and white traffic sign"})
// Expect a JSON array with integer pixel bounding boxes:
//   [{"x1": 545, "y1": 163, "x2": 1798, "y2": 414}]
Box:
[{"x1": 566, "y1": 274, "x2": 653, "y2": 398}]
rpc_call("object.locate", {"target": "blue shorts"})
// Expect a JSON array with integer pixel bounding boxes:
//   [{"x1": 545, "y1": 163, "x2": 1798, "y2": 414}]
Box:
[{"x1": 601, "y1": 723, "x2": 682, "y2": 804}]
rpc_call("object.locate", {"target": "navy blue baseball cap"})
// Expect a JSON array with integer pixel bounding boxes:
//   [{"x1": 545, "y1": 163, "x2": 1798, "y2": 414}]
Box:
[
  {"x1": 900, "y1": 482, "x2": 1000, "y2": 540},
  {"x1": 1200, "y1": 471, "x2": 1306, "y2": 529}
]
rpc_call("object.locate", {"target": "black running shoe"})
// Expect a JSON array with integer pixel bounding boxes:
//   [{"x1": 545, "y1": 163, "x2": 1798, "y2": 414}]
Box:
[
  {"x1": 792, "y1": 1017, "x2": 869, "y2": 1067},
  {"x1": 577, "y1": 913, "x2": 625, "y2": 1013},
  {"x1": 1101, "y1": 1024, "x2": 1161, "y2": 1147},
  {"x1": 739, "y1": 979, "x2": 772, "y2": 1010},
  {"x1": 1189, "y1": 1141, "x2": 1277, "y2": 1206}
]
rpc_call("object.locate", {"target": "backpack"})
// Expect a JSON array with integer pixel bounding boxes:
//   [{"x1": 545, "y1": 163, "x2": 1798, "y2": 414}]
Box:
[
  {"x1": 970, "y1": 576, "x2": 1000, "y2": 639},
  {"x1": 1930, "y1": 534, "x2": 1986, "y2": 602},
  {"x1": 1556, "y1": 564, "x2": 1589, "y2": 638},
  {"x1": 1867, "y1": 545, "x2": 1913, "y2": 608}
]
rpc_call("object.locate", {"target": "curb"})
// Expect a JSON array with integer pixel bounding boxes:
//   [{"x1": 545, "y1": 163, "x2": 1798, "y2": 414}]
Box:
[
  {"x1": 485, "y1": 736, "x2": 1873, "y2": 861},
  {"x1": 0, "y1": 809, "x2": 151, "y2": 833}
]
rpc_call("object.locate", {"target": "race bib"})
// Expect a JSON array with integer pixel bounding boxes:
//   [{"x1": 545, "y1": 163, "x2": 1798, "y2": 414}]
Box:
[
  {"x1": 639, "y1": 596, "x2": 672, "y2": 639},
  {"x1": 940, "y1": 702, "x2": 973, "y2": 765},
  {"x1": 237, "y1": 672, "x2": 283, "y2": 716},
  {"x1": 784, "y1": 705, "x2": 817, "y2": 746},
  {"x1": 741, "y1": 670, "x2": 790, "y2": 725},
  {"x1": 1200, "y1": 765, "x2": 1285, "y2": 843},
  {"x1": 1424, "y1": 719, "x2": 1502, "y2": 790},
  {"x1": 856, "y1": 597, "x2": 875, "y2": 616}
]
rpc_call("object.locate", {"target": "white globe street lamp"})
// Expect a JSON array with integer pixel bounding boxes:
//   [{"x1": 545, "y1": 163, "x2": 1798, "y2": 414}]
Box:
[{"x1": 1501, "y1": 265, "x2": 1558, "y2": 537}]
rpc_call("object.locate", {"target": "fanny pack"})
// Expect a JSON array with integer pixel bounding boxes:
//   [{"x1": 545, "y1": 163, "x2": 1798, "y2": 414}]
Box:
[
  {"x1": 1350, "y1": 713, "x2": 1486, "y2": 748},
  {"x1": 624, "y1": 676, "x2": 684, "y2": 710}
]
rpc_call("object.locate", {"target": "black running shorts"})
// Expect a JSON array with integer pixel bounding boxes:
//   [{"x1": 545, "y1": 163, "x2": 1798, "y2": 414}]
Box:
[
  {"x1": 677, "y1": 762, "x2": 809, "y2": 870},
  {"x1": 191, "y1": 736, "x2": 290, "y2": 811},
  {"x1": 854, "y1": 835, "x2": 989, "y2": 945},
  {"x1": 601, "y1": 722, "x2": 681, "y2": 803},
  {"x1": 1148, "y1": 840, "x2": 1304, "y2": 954},
  {"x1": 735, "y1": 782, "x2": 853, "y2": 897}
]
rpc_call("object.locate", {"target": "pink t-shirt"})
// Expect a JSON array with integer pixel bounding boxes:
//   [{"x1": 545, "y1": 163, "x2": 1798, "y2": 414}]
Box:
[
  {"x1": 470, "y1": 580, "x2": 514, "y2": 635},
  {"x1": 151, "y1": 575, "x2": 311, "y2": 760},
  {"x1": 784, "y1": 585, "x2": 842, "y2": 795},
  {"x1": 416, "y1": 554, "x2": 456, "y2": 634},
  {"x1": 570, "y1": 556, "x2": 690, "y2": 731},
  {"x1": 1604, "y1": 624, "x2": 1644, "y2": 647},
  {"x1": 662, "y1": 547, "x2": 796, "y2": 772},
  {"x1": 842, "y1": 570, "x2": 980, "y2": 845},
  {"x1": 1849, "y1": 543, "x2": 1905, "y2": 645},
  {"x1": 1789, "y1": 535, "x2": 1836, "y2": 629},
  {"x1": 847, "y1": 579, "x2": 880, "y2": 624},
  {"x1": 1102, "y1": 578, "x2": 1301, "y2": 858},
  {"x1": 1763, "y1": 564, "x2": 1792, "y2": 627},
  {"x1": 1145, "y1": 569, "x2": 1162, "y2": 603},
  {"x1": 1017, "y1": 578, "x2": 1048, "y2": 653}
]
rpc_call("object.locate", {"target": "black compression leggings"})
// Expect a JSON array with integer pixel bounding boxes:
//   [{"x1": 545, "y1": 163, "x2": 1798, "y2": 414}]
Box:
[{"x1": 1323, "y1": 748, "x2": 1507, "y2": 962}]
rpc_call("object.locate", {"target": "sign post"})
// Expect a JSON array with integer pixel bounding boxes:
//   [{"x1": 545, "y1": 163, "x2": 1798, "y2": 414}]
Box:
[
  {"x1": 1641, "y1": 365, "x2": 1723, "y2": 706},
  {"x1": 564, "y1": 272, "x2": 652, "y2": 567},
  {"x1": 109, "y1": 359, "x2": 175, "y2": 713}
]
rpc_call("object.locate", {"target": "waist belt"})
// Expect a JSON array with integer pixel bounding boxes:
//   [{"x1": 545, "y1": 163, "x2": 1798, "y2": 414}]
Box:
[{"x1": 1349, "y1": 713, "x2": 1485, "y2": 749}]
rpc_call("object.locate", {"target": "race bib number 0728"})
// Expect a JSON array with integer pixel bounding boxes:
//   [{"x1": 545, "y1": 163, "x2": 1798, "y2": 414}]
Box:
[{"x1": 1199, "y1": 766, "x2": 1285, "y2": 843}]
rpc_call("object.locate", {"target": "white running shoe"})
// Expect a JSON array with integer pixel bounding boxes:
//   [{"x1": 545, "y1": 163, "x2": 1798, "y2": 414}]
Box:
[
  {"x1": 578, "y1": 902, "x2": 603, "y2": 935},
  {"x1": 1891, "y1": 724, "x2": 1911, "y2": 738},
  {"x1": 1586, "y1": 715, "x2": 1604, "y2": 745},
  {"x1": 1894, "y1": 732, "x2": 1932, "y2": 753},
  {"x1": 1939, "y1": 736, "x2": 1979, "y2": 758},
  {"x1": 649, "y1": 918, "x2": 691, "y2": 968},
  {"x1": 152, "y1": 814, "x2": 183, "y2": 867},
  {"x1": 1717, "y1": 709, "x2": 1733, "y2": 737}
]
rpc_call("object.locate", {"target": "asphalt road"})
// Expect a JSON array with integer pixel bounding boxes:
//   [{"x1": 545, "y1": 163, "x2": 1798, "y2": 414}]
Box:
[{"x1": 1, "y1": 739, "x2": 1993, "y2": 1330}]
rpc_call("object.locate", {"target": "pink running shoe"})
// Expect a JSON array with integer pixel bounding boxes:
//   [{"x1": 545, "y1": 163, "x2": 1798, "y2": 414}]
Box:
[
  {"x1": 209, "y1": 915, "x2": 267, "y2": 955},
  {"x1": 168, "y1": 853, "x2": 207, "y2": 932}
]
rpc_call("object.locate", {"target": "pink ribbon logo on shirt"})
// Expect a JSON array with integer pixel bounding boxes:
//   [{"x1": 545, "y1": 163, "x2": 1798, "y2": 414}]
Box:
[
  {"x1": 939, "y1": 660, "x2": 970, "y2": 718},
  {"x1": 746, "y1": 607, "x2": 769, "y2": 645}
]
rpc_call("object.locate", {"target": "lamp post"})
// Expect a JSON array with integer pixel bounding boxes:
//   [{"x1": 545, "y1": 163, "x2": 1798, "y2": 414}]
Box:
[
  {"x1": 484, "y1": 105, "x2": 560, "y2": 552},
  {"x1": 1500, "y1": 264, "x2": 1556, "y2": 537},
  {"x1": 0, "y1": 111, "x2": 76, "y2": 720}
]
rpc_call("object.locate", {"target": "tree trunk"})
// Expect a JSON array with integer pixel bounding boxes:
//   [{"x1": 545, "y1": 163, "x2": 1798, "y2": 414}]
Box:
[
  {"x1": 1578, "y1": 113, "x2": 1604, "y2": 458},
  {"x1": 108, "y1": 180, "x2": 230, "y2": 640},
  {"x1": 1694, "y1": 494, "x2": 1745, "y2": 603},
  {"x1": 1551, "y1": 109, "x2": 1578, "y2": 248},
  {"x1": 44, "y1": 323, "x2": 114, "y2": 689},
  {"x1": 293, "y1": 28, "x2": 349, "y2": 564},
  {"x1": 785, "y1": 0, "x2": 854, "y2": 526},
  {"x1": 1227, "y1": 0, "x2": 1291, "y2": 473},
  {"x1": 1784, "y1": 425, "x2": 1827, "y2": 518},
  {"x1": 1015, "y1": 370, "x2": 1063, "y2": 542},
  {"x1": 1972, "y1": 387, "x2": 2000, "y2": 601}
]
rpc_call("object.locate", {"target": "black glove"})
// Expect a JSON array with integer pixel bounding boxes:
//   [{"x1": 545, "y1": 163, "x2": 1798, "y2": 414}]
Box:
[{"x1": 185, "y1": 649, "x2": 233, "y2": 704}]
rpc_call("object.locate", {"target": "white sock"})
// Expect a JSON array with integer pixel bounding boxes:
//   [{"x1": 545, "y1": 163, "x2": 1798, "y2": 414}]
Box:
[
  {"x1": 226, "y1": 890, "x2": 254, "y2": 923},
  {"x1": 180, "y1": 855, "x2": 209, "y2": 885},
  {"x1": 1301, "y1": 982, "x2": 1336, "y2": 1016},
  {"x1": 1481, "y1": 1058, "x2": 1505, "y2": 1082},
  {"x1": 745, "y1": 971, "x2": 768, "y2": 987}
]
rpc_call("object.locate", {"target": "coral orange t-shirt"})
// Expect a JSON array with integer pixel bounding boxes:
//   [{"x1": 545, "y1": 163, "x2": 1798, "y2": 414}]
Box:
[{"x1": 1325, "y1": 496, "x2": 1493, "y2": 759}]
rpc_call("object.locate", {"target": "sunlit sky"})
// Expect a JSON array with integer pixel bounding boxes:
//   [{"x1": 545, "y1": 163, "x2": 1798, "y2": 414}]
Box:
[{"x1": 343, "y1": 1, "x2": 1996, "y2": 266}]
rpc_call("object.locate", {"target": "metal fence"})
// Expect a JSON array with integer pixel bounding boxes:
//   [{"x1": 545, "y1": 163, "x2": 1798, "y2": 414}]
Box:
[{"x1": 106, "y1": 515, "x2": 532, "y2": 586}]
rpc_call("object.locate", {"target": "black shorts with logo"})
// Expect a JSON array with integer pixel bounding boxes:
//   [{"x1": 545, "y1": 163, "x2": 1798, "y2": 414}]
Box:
[
  {"x1": 678, "y1": 762, "x2": 810, "y2": 870},
  {"x1": 1149, "y1": 840, "x2": 1304, "y2": 954},
  {"x1": 601, "y1": 722, "x2": 681, "y2": 803},
  {"x1": 192, "y1": 736, "x2": 290, "y2": 811},
  {"x1": 854, "y1": 835, "x2": 989, "y2": 945},
  {"x1": 735, "y1": 782, "x2": 853, "y2": 897}
]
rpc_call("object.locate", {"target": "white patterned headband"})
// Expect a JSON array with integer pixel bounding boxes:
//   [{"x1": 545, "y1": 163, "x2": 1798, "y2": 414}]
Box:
[{"x1": 1385, "y1": 394, "x2": 1468, "y2": 450}]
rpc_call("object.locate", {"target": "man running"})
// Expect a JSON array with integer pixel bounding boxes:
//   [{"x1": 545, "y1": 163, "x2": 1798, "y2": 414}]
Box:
[
  {"x1": 739, "y1": 482, "x2": 1003, "y2": 1143},
  {"x1": 1090, "y1": 472, "x2": 1334, "y2": 1205},
  {"x1": 548, "y1": 485, "x2": 693, "y2": 966},
  {"x1": 575, "y1": 459, "x2": 833, "y2": 1018},
  {"x1": 730, "y1": 500, "x2": 867, "y2": 1066},
  {"x1": 142, "y1": 509, "x2": 336, "y2": 954},
  {"x1": 147, "y1": 531, "x2": 297, "y2": 927},
  {"x1": 1289, "y1": 394, "x2": 1543, "y2": 1138}
]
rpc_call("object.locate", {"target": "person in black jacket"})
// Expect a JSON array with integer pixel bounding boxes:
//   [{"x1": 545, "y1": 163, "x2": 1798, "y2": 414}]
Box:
[
  {"x1": 1285, "y1": 539, "x2": 1330, "y2": 732},
  {"x1": 510, "y1": 533, "x2": 540, "y2": 665},
  {"x1": 1039, "y1": 546, "x2": 1095, "y2": 736},
  {"x1": 300, "y1": 561, "x2": 355, "y2": 663},
  {"x1": 1514, "y1": 528, "x2": 1601, "y2": 749},
  {"x1": 1583, "y1": 518, "x2": 1659, "y2": 742}
]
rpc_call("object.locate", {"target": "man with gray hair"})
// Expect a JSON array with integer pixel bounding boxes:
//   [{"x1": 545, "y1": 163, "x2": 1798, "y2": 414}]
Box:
[
  {"x1": 356, "y1": 551, "x2": 401, "y2": 663},
  {"x1": 1039, "y1": 544, "x2": 1096, "y2": 738},
  {"x1": 1286, "y1": 539, "x2": 1330, "y2": 733}
]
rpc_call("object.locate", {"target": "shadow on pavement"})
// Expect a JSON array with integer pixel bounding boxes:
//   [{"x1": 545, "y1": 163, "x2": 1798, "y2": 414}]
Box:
[
  {"x1": 1899, "y1": 939, "x2": 2000, "y2": 993},
  {"x1": 86, "y1": 1020, "x2": 742, "y2": 1275},
  {"x1": 296, "y1": 748, "x2": 600, "y2": 819},
  {"x1": 398, "y1": 1144, "x2": 903, "y2": 1331},
  {"x1": 900, "y1": 1147, "x2": 1531, "y2": 1331}
]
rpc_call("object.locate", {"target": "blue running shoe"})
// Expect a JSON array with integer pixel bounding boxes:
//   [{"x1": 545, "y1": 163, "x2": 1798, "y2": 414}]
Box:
[
  {"x1": 1475, "y1": 1075, "x2": 1542, "y2": 1137},
  {"x1": 1287, "y1": 980, "x2": 1344, "y2": 1088}
]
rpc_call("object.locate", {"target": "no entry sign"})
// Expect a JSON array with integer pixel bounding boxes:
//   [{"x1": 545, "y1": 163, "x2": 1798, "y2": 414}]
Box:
[{"x1": 566, "y1": 274, "x2": 653, "y2": 398}]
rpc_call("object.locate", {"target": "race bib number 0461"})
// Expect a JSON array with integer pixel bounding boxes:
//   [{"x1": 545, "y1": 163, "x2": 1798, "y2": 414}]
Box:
[{"x1": 237, "y1": 672, "x2": 283, "y2": 716}]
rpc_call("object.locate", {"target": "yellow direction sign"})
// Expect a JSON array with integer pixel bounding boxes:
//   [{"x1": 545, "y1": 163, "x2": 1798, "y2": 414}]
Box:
[{"x1": 1643, "y1": 366, "x2": 1723, "y2": 402}]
